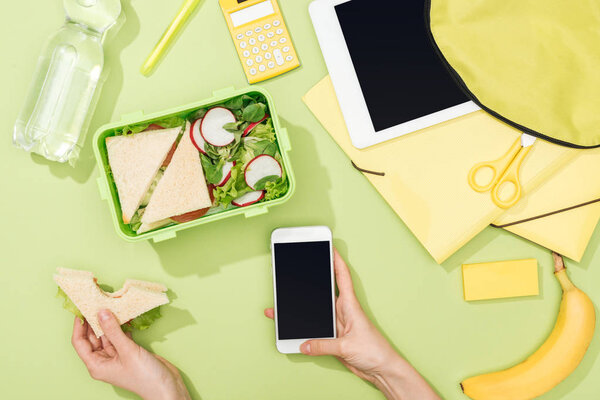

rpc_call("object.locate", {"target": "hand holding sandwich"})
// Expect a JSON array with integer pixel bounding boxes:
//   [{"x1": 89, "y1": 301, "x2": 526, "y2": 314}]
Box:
[{"x1": 72, "y1": 310, "x2": 191, "y2": 400}]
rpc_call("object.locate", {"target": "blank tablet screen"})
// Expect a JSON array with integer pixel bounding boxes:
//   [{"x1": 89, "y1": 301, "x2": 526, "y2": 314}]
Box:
[{"x1": 335, "y1": 0, "x2": 469, "y2": 132}]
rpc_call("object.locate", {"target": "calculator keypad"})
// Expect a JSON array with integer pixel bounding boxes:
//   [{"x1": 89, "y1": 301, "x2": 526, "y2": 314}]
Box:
[{"x1": 233, "y1": 16, "x2": 299, "y2": 83}]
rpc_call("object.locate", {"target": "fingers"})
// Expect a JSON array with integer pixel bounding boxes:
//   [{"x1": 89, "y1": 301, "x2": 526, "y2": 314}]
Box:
[
  {"x1": 300, "y1": 338, "x2": 342, "y2": 357},
  {"x1": 264, "y1": 308, "x2": 274, "y2": 320},
  {"x1": 98, "y1": 310, "x2": 136, "y2": 354},
  {"x1": 86, "y1": 323, "x2": 102, "y2": 351},
  {"x1": 72, "y1": 318, "x2": 94, "y2": 362},
  {"x1": 100, "y1": 335, "x2": 117, "y2": 357},
  {"x1": 333, "y1": 249, "x2": 356, "y2": 297}
]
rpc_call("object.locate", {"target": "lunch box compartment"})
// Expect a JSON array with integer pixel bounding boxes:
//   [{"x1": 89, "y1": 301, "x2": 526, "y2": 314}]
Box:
[{"x1": 93, "y1": 86, "x2": 295, "y2": 242}]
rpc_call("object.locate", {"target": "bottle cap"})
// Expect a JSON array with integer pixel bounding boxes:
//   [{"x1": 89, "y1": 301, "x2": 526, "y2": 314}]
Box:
[{"x1": 64, "y1": 0, "x2": 121, "y2": 33}]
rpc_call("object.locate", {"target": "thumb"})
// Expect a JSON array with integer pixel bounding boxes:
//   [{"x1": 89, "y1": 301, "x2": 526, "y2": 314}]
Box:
[
  {"x1": 300, "y1": 339, "x2": 342, "y2": 357},
  {"x1": 98, "y1": 309, "x2": 135, "y2": 353}
]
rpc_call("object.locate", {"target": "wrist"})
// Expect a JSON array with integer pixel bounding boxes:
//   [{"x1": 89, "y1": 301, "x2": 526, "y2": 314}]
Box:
[
  {"x1": 372, "y1": 354, "x2": 409, "y2": 385},
  {"x1": 366, "y1": 344, "x2": 409, "y2": 381},
  {"x1": 371, "y1": 356, "x2": 420, "y2": 400},
  {"x1": 371, "y1": 356, "x2": 440, "y2": 400},
  {"x1": 139, "y1": 381, "x2": 189, "y2": 400}
]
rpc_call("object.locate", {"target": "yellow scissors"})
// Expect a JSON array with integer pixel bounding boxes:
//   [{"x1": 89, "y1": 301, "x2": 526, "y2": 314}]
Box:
[{"x1": 468, "y1": 133, "x2": 537, "y2": 209}]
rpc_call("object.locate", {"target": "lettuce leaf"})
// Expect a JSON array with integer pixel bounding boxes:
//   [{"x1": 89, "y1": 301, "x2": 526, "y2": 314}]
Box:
[
  {"x1": 114, "y1": 124, "x2": 148, "y2": 136},
  {"x1": 254, "y1": 175, "x2": 280, "y2": 191},
  {"x1": 188, "y1": 108, "x2": 207, "y2": 122},
  {"x1": 122, "y1": 307, "x2": 162, "y2": 332},
  {"x1": 204, "y1": 131, "x2": 244, "y2": 162},
  {"x1": 244, "y1": 139, "x2": 278, "y2": 158},
  {"x1": 141, "y1": 168, "x2": 165, "y2": 207},
  {"x1": 242, "y1": 103, "x2": 267, "y2": 122},
  {"x1": 115, "y1": 116, "x2": 186, "y2": 136},
  {"x1": 130, "y1": 208, "x2": 144, "y2": 232},
  {"x1": 249, "y1": 118, "x2": 276, "y2": 142},
  {"x1": 130, "y1": 167, "x2": 165, "y2": 232},
  {"x1": 201, "y1": 154, "x2": 225, "y2": 185},
  {"x1": 264, "y1": 155, "x2": 289, "y2": 201},
  {"x1": 213, "y1": 164, "x2": 253, "y2": 206},
  {"x1": 265, "y1": 178, "x2": 289, "y2": 201},
  {"x1": 157, "y1": 116, "x2": 187, "y2": 130},
  {"x1": 223, "y1": 121, "x2": 247, "y2": 133},
  {"x1": 57, "y1": 287, "x2": 84, "y2": 323},
  {"x1": 56, "y1": 287, "x2": 163, "y2": 332}
]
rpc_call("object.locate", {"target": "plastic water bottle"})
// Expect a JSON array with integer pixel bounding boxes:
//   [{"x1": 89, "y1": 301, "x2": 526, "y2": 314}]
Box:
[{"x1": 13, "y1": 0, "x2": 122, "y2": 165}]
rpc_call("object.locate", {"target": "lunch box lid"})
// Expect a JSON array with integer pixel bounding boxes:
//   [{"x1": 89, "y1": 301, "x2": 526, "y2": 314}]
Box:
[{"x1": 93, "y1": 86, "x2": 295, "y2": 243}]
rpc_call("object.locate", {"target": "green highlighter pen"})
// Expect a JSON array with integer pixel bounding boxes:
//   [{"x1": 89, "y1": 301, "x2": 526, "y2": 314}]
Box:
[{"x1": 141, "y1": 0, "x2": 202, "y2": 76}]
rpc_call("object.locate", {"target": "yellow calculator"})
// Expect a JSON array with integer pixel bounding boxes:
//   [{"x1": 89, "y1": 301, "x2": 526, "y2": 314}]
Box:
[{"x1": 219, "y1": 0, "x2": 300, "y2": 84}]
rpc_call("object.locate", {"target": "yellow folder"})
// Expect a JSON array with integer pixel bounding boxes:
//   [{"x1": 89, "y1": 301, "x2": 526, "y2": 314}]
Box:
[
  {"x1": 303, "y1": 76, "x2": 576, "y2": 263},
  {"x1": 493, "y1": 149, "x2": 600, "y2": 262}
]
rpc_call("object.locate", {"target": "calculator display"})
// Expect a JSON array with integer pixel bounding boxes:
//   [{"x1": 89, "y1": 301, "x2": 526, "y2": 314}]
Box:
[
  {"x1": 335, "y1": 0, "x2": 469, "y2": 133},
  {"x1": 231, "y1": 0, "x2": 275, "y2": 27}
]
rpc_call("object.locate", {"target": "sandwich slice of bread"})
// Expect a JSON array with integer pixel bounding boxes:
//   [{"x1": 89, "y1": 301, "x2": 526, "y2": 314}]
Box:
[
  {"x1": 141, "y1": 122, "x2": 212, "y2": 225},
  {"x1": 54, "y1": 268, "x2": 169, "y2": 337},
  {"x1": 137, "y1": 218, "x2": 173, "y2": 235},
  {"x1": 106, "y1": 127, "x2": 181, "y2": 224}
]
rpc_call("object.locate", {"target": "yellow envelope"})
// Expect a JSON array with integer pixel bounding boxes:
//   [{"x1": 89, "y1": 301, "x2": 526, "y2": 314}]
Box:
[
  {"x1": 303, "y1": 76, "x2": 575, "y2": 263},
  {"x1": 494, "y1": 149, "x2": 600, "y2": 262}
]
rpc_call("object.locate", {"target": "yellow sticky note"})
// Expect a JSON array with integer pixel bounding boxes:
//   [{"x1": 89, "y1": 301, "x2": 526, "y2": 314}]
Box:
[{"x1": 462, "y1": 259, "x2": 539, "y2": 301}]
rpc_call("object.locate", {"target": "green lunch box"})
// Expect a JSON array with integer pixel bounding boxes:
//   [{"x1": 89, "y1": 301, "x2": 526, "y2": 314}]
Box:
[{"x1": 93, "y1": 86, "x2": 295, "y2": 243}]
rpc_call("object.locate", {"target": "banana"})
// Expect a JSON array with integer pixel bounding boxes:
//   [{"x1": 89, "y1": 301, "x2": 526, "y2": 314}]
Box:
[{"x1": 461, "y1": 253, "x2": 596, "y2": 400}]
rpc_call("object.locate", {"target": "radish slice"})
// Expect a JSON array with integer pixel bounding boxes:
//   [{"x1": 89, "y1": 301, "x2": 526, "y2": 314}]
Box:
[
  {"x1": 190, "y1": 119, "x2": 208, "y2": 155},
  {"x1": 245, "y1": 155, "x2": 283, "y2": 190},
  {"x1": 217, "y1": 161, "x2": 236, "y2": 187},
  {"x1": 232, "y1": 191, "x2": 265, "y2": 207},
  {"x1": 243, "y1": 114, "x2": 269, "y2": 137},
  {"x1": 201, "y1": 107, "x2": 236, "y2": 147}
]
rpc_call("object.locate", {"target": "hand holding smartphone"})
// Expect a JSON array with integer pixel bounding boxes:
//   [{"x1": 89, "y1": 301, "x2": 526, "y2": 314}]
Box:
[{"x1": 270, "y1": 226, "x2": 337, "y2": 354}]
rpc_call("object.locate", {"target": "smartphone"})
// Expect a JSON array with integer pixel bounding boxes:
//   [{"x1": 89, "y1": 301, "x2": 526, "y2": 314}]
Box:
[{"x1": 271, "y1": 226, "x2": 337, "y2": 354}]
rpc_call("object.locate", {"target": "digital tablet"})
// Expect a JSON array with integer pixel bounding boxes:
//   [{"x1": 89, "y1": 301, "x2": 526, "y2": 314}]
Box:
[{"x1": 309, "y1": 0, "x2": 479, "y2": 149}]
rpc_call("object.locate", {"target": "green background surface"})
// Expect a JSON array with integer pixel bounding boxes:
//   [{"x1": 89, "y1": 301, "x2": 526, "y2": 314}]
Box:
[{"x1": 1, "y1": 1, "x2": 599, "y2": 399}]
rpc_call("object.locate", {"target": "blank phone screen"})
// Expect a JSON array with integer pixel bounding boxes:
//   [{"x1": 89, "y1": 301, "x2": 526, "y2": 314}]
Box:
[
  {"x1": 274, "y1": 241, "x2": 334, "y2": 340},
  {"x1": 334, "y1": 0, "x2": 469, "y2": 132}
]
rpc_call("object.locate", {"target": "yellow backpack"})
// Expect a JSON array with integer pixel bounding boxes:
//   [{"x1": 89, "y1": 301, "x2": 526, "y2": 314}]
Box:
[{"x1": 427, "y1": 0, "x2": 600, "y2": 148}]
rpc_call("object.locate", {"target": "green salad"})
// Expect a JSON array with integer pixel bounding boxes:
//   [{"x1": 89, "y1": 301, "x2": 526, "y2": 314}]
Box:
[{"x1": 194, "y1": 93, "x2": 289, "y2": 207}]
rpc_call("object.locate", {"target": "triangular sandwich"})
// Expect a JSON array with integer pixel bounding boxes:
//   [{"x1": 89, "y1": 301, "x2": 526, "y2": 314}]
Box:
[
  {"x1": 141, "y1": 123, "x2": 212, "y2": 225},
  {"x1": 54, "y1": 268, "x2": 169, "y2": 337},
  {"x1": 106, "y1": 128, "x2": 180, "y2": 223}
]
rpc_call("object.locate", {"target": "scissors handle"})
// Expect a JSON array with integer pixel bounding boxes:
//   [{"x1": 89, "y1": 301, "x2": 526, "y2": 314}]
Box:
[
  {"x1": 468, "y1": 139, "x2": 522, "y2": 193},
  {"x1": 491, "y1": 146, "x2": 533, "y2": 208}
]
